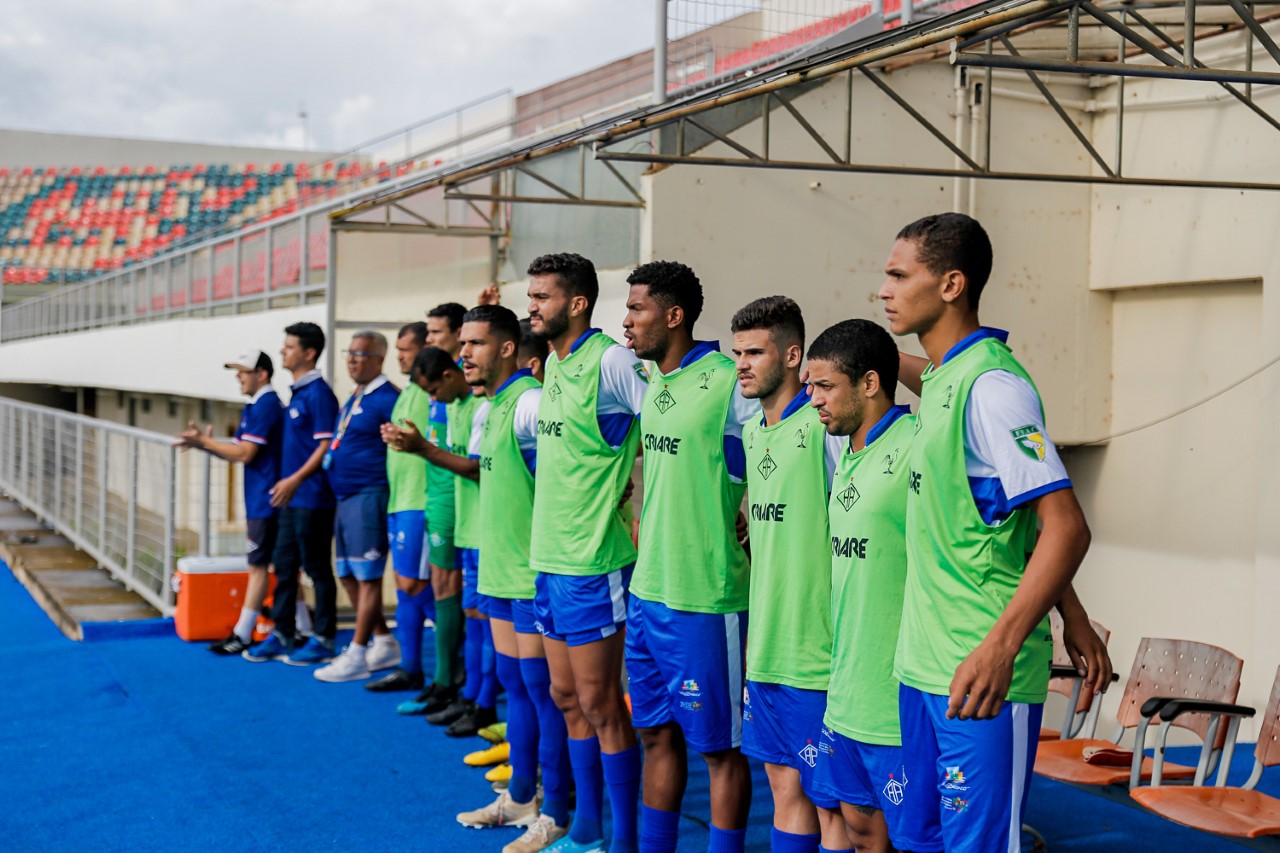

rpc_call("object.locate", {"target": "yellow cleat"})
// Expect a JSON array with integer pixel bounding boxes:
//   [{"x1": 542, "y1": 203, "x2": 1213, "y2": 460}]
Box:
[
  {"x1": 486, "y1": 763, "x2": 512, "y2": 789},
  {"x1": 465, "y1": 740, "x2": 511, "y2": 767},
  {"x1": 478, "y1": 722, "x2": 507, "y2": 743}
]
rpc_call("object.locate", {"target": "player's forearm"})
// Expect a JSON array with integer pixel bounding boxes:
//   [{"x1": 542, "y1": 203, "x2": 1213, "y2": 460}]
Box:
[
  {"x1": 290, "y1": 439, "x2": 331, "y2": 481},
  {"x1": 423, "y1": 443, "x2": 480, "y2": 481},
  {"x1": 208, "y1": 440, "x2": 256, "y2": 464},
  {"x1": 1054, "y1": 582, "x2": 1089, "y2": 622}
]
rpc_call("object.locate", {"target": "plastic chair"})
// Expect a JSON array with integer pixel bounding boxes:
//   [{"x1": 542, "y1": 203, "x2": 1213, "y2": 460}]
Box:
[
  {"x1": 1042, "y1": 612, "x2": 1113, "y2": 741},
  {"x1": 1035, "y1": 638, "x2": 1244, "y2": 790},
  {"x1": 1130, "y1": 666, "x2": 1280, "y2": 839}
]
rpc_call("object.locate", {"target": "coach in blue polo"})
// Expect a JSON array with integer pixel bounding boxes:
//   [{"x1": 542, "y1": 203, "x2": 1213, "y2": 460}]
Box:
[{"x1": 313, "y1": 330, "x2": 403, "y2": 683}]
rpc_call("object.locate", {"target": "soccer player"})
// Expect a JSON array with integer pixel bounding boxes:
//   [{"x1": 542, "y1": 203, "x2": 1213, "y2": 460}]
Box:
[
  {"x1": 526, "y1": 253, "x2": 647, "y2": 853},
  {"x1": 879, "y1": 213, "x2": 1098, "y2": 852},
  {"x1": 244, "y1": 322, "x2": 340, "y2": 664},
  {"x1": 314, "y1": 331, "x2": 402, "y2": 682},
  {"x1": 729, "y1": 298, "x2": 849, "y2": 853},
  {"x1": 805, "y1": 319, "x2": 923, "y2": 853},
  {"x1": 177, "y1": 350, "x2": 283, "y2": 656},
  {"x1": 622, "y1": 260, "x2": 759, "y2": 853},
  {"x1": 427, "y1": 302, "x2": 467, "y2": 359},
  {"x1": 385, "y1": 306, "x2": 572, "y2": 853}
]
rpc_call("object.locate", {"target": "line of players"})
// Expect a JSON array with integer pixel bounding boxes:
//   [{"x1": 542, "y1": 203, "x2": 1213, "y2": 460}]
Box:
[{"x1": 185, "y1": 212, "x2": 1114, "y2": 853}]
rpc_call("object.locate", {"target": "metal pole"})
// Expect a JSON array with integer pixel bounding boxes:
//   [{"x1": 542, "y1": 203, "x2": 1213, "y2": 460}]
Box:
[
  {"x1": 53, "y1": 418, "x2": 62, "y2": 521},
  {"x1": 325, "y1": 227, "x2": 338, "y2": 383},
  {"x1": 163, "y1": 444, "x2": 177, "y2": 609},
  {"x1": 75, "y1": 421, "x2": 84, "y2": 536},
  {"x1": 99, "y1": 428, "x2": 109, "y2": 558},
  {"x1": 654, "y1": 0, "x2": 668, "y2": 105},
  {"x1": 201, "y1": 452, "x2": 212, "y2": 557},
  {"x1": 1185, "y1": 0, "x2": 1196, "y2": 66},
  {"x1": 126, "y1": 436, "x2": 138, "y2": 590}
]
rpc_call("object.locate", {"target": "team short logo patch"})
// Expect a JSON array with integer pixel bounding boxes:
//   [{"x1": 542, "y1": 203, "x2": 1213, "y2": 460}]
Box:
[
  {"x1": 942, "y1": 795, "x2": 969, "y2": 813},
  {"x1": 680, "y1": 679, "x2": 701, "y2": 697},
  {"x1": 430, "y1": 532, "x2": 445, "y2": 547},
  {"x1": 654, "y1": 389, "x2": 677, "y2": 414},
  {"x1": 290, "y1": 408, "x2": 300, "y2": 419},
  {"x1": 363, "y1": 547, "x2": 382, "y2": 561},
  {"x1": 797, "y1": 741, "x2": 819, "y2": 768},
  {"x1": 679, "y1": 700, "x2": 703, "y2": 712},
  {"x1": 396, "y1": 531, "x2": 406, "y2": 543},
  {"x1": 757, "y1": 452, "x2": 777, "y2": 480},
  {"x1": 836, "y1": 481, "x2": 860, "y2": 511},
  {"x1": 882, "y1": 768, "x2": 907, "y2": 806},
  {"x1": 246, "y1": 538, "x2": 259, "y2": 552},
  {"x1": 945, "y1": 766, "x2": 965, "y2": 785},
  {"x1": 1010, "y1": 425, "x2": 1047, "y2": 461}
]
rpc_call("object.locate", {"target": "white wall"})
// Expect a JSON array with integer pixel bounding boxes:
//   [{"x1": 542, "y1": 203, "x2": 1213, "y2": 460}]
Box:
[{"x1": 0, "y1": 128, "x2": 340, "y2": 170}]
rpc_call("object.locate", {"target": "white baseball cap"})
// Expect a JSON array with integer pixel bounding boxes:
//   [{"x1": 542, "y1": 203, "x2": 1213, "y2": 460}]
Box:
[{"x1": 224, "y1": 350, "x2": 272, "y2": 372}]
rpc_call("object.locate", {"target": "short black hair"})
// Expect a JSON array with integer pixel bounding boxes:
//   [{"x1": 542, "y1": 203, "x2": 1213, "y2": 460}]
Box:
[
  {"x1": 730, "y1": 295, "x2": 805, "y2": 351},
  {"x1": 398, "y1": 321, "x2": 428, "y2": 346},
  {"x1": 427, "y1": 302, "x2": 467, "y2": 332},
  {"x1": 527, "y1": 253, "x2": 599, "y2": 314},
  {"x1": 626, "y1": 260, "x2": 703, "y2": 328},
  {"x1": 806, "y1": 319, "x2": 898, "y2": 402},
  {"x1": 896, "y1": 213, "x2": 993, "y2": 310},
  {"x1": 411, "y1": 347, "x2": 458, "y2": 383},
  {"x1": 462, "y1": 304, "x2": 521, "y2": 345},
  {"x1": 518, "y1": 317, "x2": 549, "y2": 366},
  {"x1": 254, "y1": 351, "x2": 275, "y2": 381},
  {"x1": 284, "y1": 321, "x2": 325, "y2": 359}
]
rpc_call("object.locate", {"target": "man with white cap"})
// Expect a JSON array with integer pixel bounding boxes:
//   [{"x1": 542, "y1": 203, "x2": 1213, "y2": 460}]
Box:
[{"x1": 177, "y1": 349, "x2": 285, "y2": 655}]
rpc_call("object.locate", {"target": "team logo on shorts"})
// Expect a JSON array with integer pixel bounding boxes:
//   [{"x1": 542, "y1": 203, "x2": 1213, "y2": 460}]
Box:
[
  {"x1": 945, "y1": 766, "x2": 965, "y2": 784},
  {"x1": 680, "y1": 679, "x2": 701, "y2": 697},
  {"x1": 246, "y1": 538, "x2": 259, "y2": 552},
  {"x1": 1011, "y1": 425, "x2": 1047, "y2": 462},
  {"x1": 836, "y1": 481, "x2": 860, "y2": 512},
  {"x1": 290, "y1": 408, "x2": 300, "y2": 419},
  {"x1": 742, "y1": 685, "x2": 751, "y2": 705},
  {"x1": 654, "y1": 389, "x2": 677, "y2": 414},
  {"x1": 396, "y1": 530, "x2": 406, "y2": 543},
  {"x1": 431, "y1": 532, "x2": 445, "y2": 547},
  {"x1": 757, "y1": 452, "x2": 777, "y2": 480},
  {"x1": 882, "y1": 769, "x2": 907, "y2": 806},
  {"x1": 680, "y1": 700, "x2": 703, "y2": 712},
  {"x1": 797, "y1": 741, "x2": 819, "y2": 768},
  {"x1": 942, "y1": 795, "x2": 969, "y2": 813},
  {"x1": 363, "y1": 547, "x2": 382, "y2": 561}
]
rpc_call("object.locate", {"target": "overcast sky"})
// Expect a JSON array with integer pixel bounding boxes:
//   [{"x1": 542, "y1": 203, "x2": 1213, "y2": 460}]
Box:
[{"x1": 0, "y1": 0, "x2": 661, "y2": 153}]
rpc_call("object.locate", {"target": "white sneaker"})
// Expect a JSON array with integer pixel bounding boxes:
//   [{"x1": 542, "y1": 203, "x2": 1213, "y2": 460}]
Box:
[
  {"x1": 366, "y1": 635, "x2": 402, "y2": 671},
  {"x1": 313, "y1": 646, "x2": 371, "y2": 683},
  {"x1": 503, "y1": 814, "x2": 567, "y2": 853},
  {"x1": 456, "y1": 790, "x2": 540, "y2": 828}
]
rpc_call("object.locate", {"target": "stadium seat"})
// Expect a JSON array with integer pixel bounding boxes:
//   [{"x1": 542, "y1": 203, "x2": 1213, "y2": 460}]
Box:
[
  {"x1": 1035, "y1": 638, "x2": 1244, "y2": 790},
  {"x1": 1129, "y1": 665, "x2": 1280, "y2": 839},
  {"x1": 1041, "y1": 613, "x2": 1114, "y2": 741}
]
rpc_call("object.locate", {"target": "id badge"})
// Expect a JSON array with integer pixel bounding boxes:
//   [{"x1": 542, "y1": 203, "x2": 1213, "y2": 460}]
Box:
[{"x1": 322, "y1": 450, "x2": 333, "y2": 471}]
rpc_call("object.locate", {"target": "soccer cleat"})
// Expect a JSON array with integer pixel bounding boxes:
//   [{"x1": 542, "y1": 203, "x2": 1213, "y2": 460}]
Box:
[
  {"x1": 241, "y1": 632, "x2": 292, "y2": 662},
  {"x1": 208, "y1": 634, "x2": 250, "y2": 656},
  {"x1": 427, "y1": 698, "x2": 473, "y2": 726},
  {"x1": 464, "y1": 740, "x2": 511, "y2": 767},
  {"x1": 365, "y1": 669, "x2": 424, "y2": 693},
  {"x1": 365, "y1": 635, "x2": 402, "y2": 671},
  {"x1": 423, "y1": 683, "x2": 458, "y2": 716},
  {"x1": 503, "y1": 814, "x2": 567, "y2": 853},
  {"x1": 540, "y1": 834, "x2": 607, "y2": 853},
  {"x1": 313, "y1": 647, "x2": 371, "y2": 683},
  {"x1": 447, "y1": 703, "x2": 499, "y2": 738},
  {"x1": 396, "y1": 682, "x2": 450, "y2": 715},
  {"x1": 285, "y1": 636, "x2": 335, "y2": 666},
  {"x1": 456, "y1": 790, "x2": 539, "y2": 829},
  {"x1": 486, "y1": 762, "x2": 512, "y2": 786},
  {"x1": 479, "y1": 722, "x2": 507, "y2": 743}
]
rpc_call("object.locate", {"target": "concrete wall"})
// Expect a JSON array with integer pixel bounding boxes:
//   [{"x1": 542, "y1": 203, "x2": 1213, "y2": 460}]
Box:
[{"x1": 0, "y1": 128, "x2": 340, "y2": 170}]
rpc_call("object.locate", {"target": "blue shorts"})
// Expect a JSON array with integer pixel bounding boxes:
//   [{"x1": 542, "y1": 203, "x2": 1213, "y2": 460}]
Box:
[
  {"x1": 811, "y1": 728, "x2": 931, "y2": 850},
  {"x1": 625, "y1": 596, "x2": 747, "y2": 753},
  {"x1": 460, "y1": 549, "x2": 481, "y2": 611},
  {"x1": 388, "y1": 511, "x2": 428, "y2": 580},
  {"x1": 510, "y1": 599, "x2": 541, "y2": 636},
  {"x1": 334, "y1": 489, "x2": 388, "y2": 581},
  {"x1": 898, "y1": 684, "x2": 1043, "y2": 853},
  {"x1": 482, "y1": 595, "x2": 511, "y2": 622},
  {"x1": 741, "y1": 681, "x2": 839, "y2": 810},
  {"x1": 534, "y1": 565, "x2": 631, "y2": 646}
]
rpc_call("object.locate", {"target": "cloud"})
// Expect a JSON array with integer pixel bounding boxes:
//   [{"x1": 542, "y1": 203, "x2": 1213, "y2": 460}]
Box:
[{"x1": 0, "y1": 0, "x2": 658, "y2": 152}]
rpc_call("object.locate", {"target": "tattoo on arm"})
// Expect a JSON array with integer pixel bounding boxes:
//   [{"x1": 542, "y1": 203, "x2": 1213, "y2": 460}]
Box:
[{"x1": 853, "y1": 804, "x2": 881, "y2": 816}]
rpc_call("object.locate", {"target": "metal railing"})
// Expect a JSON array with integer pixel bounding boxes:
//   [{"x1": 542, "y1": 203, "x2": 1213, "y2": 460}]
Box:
[{"x1": 0, "y1": 398, "x2": 244, "y2": 616}]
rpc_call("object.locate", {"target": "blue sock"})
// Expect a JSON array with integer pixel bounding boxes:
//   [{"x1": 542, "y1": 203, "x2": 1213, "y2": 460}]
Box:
[
  {"x1": 460, "y1": 617, "x2": 483, "y2": 701},
  {"x1": 496, "y1": 653, "x2": 539, "y2": 805},
  {"x1": 818, "y1": 846, "x2": 854, "y2": 853},
  {"x1": 640, "y1": 805, "x2": 680, "y2": 853},
  {"x1": 772, "y1": 828, "x2": 820, "y2": 853},
  {"x1": 394, "y1": 589, "x2": 424, "y2": 675},
  {"x1": 708, "y1": 826, "x2": 746, "y2": 853},
  {"x1": 567, "y1": 737, "x2": 604, "y2": 843},
  {"x1": 477, "y1": 621, "x2": 498, "y2": 708},
  {"x1": 602, "y1": 745, "x2": 642, "y2": 852},
  {"x1": 520, "y1": 657, "x2": 570, "y2": 827}
]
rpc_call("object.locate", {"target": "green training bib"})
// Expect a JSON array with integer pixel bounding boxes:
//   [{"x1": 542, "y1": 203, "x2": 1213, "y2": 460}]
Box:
[{"x1": 477, "y1": 374, "x2": 541, "y2": 600}]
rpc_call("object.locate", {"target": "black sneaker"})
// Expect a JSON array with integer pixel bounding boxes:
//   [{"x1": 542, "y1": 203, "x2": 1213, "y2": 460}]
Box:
[
  {"x1": 427, "y1": 698, "x2": 472, "y2": 726},
  {"x1": 207, "y1": 634, "x2": 250, "y2": 655},
  {"x1": 446, "y1": 703, "x2": 499, "y2": 738},
  {"x1": 365, "y1": 669, "x2": 425, "y2": 693},
  {"x1": 422, "y1": 683, "x2": 458, "y2": 717}
]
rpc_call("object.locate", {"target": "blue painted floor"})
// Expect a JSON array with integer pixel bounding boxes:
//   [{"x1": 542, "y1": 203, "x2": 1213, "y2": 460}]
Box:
[{"x1": 1, "y1": 564, "x2": 1272, "y2": 851}]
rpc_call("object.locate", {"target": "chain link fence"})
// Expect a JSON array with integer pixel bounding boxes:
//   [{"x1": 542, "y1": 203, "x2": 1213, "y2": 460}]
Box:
[{"x1": 0, "y1": 398, "x2": 244, "y2": 616}]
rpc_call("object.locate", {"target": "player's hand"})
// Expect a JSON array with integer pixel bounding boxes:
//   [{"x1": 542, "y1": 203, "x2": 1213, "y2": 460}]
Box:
[
  {"x1": 735, "y1": 511, "x2": 748, "y2": 543},
  {"x1": 477, "y1": 282, "x2": 501, "y2": 306},
  {"x1": 947, "y1": 639, "x2": 1015, "y2": 720},
  {"x1": 269, "y1": 475, "x2": 299, "y2": 509},
  {"x1": 175, "y1": 420, "x2": 209, "y2": 450},
  {"x1": 1062, "y1": 613, "x2": 1114, "y2": 695},
  {"x1": 619, "y1": 477, "x2": 635, "y2": 508},
  {"x1": 382, "y1": 419, "x2": 428, "y2": 454}
]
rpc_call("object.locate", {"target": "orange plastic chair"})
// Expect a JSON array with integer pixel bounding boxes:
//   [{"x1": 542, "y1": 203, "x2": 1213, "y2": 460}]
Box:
[
  {"x1": 1041, "y1": 611, "x2": 1112, "y2": 742},
  {"x1": 1035, "y1": 638, "x2": 1243, "y2": 790},
  {"x1": 1130, "y1": 666, "x2": 1280, "y2": 839}
]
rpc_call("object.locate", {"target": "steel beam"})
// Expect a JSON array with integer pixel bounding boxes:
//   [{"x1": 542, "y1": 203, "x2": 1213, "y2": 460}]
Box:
[
  {"x1": 442, "y1": 191, "x2": 644, "y2": 209},
  {"x1": 859, "y1": 66, "x2": 983, "y2": 170},
  {"x1": 951, "y1": 50, "x2": 1280, "y2": 85},
  {"x1": 331, "y1": 222, "x2": 505, "y2": 236}
]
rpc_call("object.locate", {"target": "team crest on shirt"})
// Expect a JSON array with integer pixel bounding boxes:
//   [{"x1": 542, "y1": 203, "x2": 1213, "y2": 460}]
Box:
[
  {"x1": 883, "y1": 767, "x2": 908, "y2": 806},
  {"x1": 757, "y1": 452, "x2": 777, "y2": 480},
  {"x1": 1010, "y1": 425, "x2": 1047, "y2": 462},
  {"x1": 632, "y1": 362, "x2": 649, "y2": 381},
  {"x1": 547, "y1": 380, "x2": 562, "y2": 402},
  {"x1": 797, "y1": 741, "x2": 819, "y2": 768},
  {"x1": 571, "y1": 361, "x2": 586, "y2": 378},
  {"x1": 836, "y1": 481, "x2": 860, "y2": 511},
  {"x1": 654, "y1": 388, "x2": 676, "y2": 414}
]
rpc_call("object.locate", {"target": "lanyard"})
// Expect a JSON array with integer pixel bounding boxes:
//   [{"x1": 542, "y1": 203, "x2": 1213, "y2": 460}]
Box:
[{"x1": 330, "y1": 384, "x2": 366, "y2": 451}]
